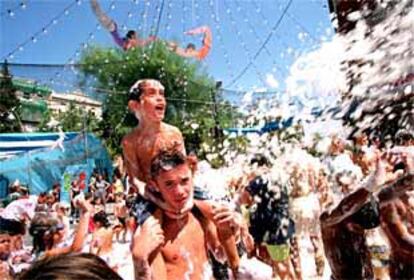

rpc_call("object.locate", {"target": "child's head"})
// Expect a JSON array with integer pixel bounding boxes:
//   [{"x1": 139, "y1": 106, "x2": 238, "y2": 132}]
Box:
[
  {"x1": 92, "y1": 211, "x2": 110, "y2": 228},
  {"x1": 0, "y1": 233, "x2": 11, "y2": 261},
  {"x1": 127, "y1": 79, "x2": 166, "y2": 123},
  {"x1": 29, "y1": 214, "x2": 65, "y2": 255}
]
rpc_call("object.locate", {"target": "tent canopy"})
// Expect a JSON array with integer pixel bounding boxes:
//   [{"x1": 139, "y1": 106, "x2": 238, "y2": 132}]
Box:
[{"x1": 0, "y1": 132, "x2": 112, "y2": 198}]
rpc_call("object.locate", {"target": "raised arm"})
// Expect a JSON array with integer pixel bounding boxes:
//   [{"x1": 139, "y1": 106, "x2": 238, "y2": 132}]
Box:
[
  {"x1": 320, "y1": 187, "x2": 372, "y2": 228},
  {"x1": 45, "y1": 199, "x2": 93, "y2": 257},
  {"x1": 381, "y1": 202, "x2": 414, "y2": 249}
]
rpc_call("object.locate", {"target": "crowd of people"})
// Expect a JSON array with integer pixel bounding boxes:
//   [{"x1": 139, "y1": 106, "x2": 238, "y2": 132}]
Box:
[{"x1": 0, "y1": 78, "x2": 413, "y2": 280}]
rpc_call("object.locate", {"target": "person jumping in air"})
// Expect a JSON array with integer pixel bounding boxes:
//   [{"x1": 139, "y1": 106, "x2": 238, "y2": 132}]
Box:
[
  {"x1": 90, "y1": 0, "x2": 156, "y2": 51},
  {"x1": 167, "y1": 25, "x2": 212, "y2": 60}
]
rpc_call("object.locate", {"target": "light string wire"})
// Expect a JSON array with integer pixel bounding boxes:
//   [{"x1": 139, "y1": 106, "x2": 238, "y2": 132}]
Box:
[
  {"x1": 226, "y1": 0, "x2": 293, "y2": 88},
  {"x1": 222, "y1": 0, "x2": 267, "y2": 87},
  {"x1": 1, "y1": 0, "x2": 81, "y2": 61}
]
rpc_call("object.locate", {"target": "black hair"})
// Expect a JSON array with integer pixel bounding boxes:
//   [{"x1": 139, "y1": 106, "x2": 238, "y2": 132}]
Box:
[
  {"x1": 350, "y1": 198, "x2": 380, "y2": 229},
  {"x1": 17, "y1": 253, "x2": 122, "y2": 280},
  {"x1": 29, "y1": 213, "x2": 59, "y2": 255},
  {"x1": 186, "y1": 43, "x2": 196, "y2": 50},
  {"x1": 250, "y1": 154, "x2": 270, "y2": 167},
  {"x1": 92, "y1": 211, "x2": 110, "y2": 228},
  {"x1": 126, "y1": 30, "x2": 136, "y2": 39},
  {"x1": 39, "y1": 192, "x2": 47, "y2": 198},
  {"x1": 150, "y1": 150, "x2": 187, "y2": 179},
  {"x1": 395, "y1": 130, "x2": 414, "y2": 145}
]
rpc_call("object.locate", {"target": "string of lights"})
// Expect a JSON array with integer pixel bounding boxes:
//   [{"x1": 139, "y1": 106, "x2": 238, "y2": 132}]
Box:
[
  {"x1": 48, "y1": 0, "x2": 120, "y2": 90},
  {"x1": 232, "y1": 0, "x2": 287, "y2": 79},
  {"x1": 226, "y1": 0, "x2": 293, "y2": 88},
  {"x1": 207, "y1": 0, "x2": 236, "y2": 83},
  {"x1": 0, "y1": 1, "x2": 27, "y2": 18},
  {"x1": 223, "y1": 0, "x2": 271, "y2": 88},
  {"x1": 2, "y1": 0, "x2": 82, "y2": 61}
]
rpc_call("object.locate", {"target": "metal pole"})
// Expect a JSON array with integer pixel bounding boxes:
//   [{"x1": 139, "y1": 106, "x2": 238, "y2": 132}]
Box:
[{"x1": 211, "y1": 81, "x2": 222, "y2": 140}]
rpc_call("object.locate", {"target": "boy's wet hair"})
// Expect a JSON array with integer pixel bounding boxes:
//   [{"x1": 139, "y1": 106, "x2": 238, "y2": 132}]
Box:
[
  {"x1": 128, "y1": 79, "x2": 165, "y2": 102},
  {"x1": 150, "y1": 149, "x2": 187, "y2": 179}
]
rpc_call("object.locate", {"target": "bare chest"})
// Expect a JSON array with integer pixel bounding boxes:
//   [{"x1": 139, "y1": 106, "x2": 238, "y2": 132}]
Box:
[{"x1": 161, "y1": 215, "x2": 210, "y2": 280}]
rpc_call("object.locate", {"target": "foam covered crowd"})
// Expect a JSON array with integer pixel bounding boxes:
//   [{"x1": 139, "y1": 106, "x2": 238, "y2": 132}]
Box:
[{"x1": 0, "y1": 79, "x2": 413, "y2": 280}]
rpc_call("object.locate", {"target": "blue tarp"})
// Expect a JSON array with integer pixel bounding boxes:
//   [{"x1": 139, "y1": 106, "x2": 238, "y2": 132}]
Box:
[{"x1": 0, "y1": 133, "x2": 112, "y2": 198}]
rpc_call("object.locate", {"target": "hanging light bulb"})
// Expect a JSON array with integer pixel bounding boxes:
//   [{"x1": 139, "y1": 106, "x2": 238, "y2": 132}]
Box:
[
  {"x1": 64, "y1": 9, "x2": 69, "y2": 16},
  {"x1": 110, "y1": 3, "x2": 115, "y2": 9},
  {"x1": 31, "y1": 36, "x2": 37, "y2": 43},
  {"x1": 76, "y1": 0, "x2": 82, "y2": 5},
  {"x1": 8, "y1": 10, "x2": 15, "y2": 17},
  {"x1": 42, "y1": 28, "x2": 48, "y2": 34},
  {"x1": 53, "y1": 19, "x2": 58, "y2": 24},
  {"x1": 20, "y1": 2, "x2": 26, "y2": 9}
]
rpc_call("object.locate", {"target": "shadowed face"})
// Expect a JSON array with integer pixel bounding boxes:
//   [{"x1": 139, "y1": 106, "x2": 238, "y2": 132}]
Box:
[{"x1": 154, "y1": 164, "x2": 193, "y2": 211}]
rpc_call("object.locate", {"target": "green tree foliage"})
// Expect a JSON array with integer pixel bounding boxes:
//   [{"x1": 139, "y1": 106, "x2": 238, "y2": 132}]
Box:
[
  {"x1": 53, "y1": 102, "x2": 100, "y2": 132},
  {"x1": 0, "y1": 61, "x2": 21, "y2": 132},
  {"x1": 78, "y1": 42, "x2": 234, "y2": 158}
]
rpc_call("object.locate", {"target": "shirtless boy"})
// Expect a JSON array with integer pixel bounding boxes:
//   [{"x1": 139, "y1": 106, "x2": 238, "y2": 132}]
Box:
[
  {"x1": 131, "y1": 150, "x2": 239, "y2": 280},
  {"x1": 122, "y1": 79, "x2": 240, "y2": 272}
]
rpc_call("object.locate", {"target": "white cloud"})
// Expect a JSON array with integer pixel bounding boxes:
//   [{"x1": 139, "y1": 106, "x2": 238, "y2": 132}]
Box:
[{"x1": 265, "y1": 73, "x2": 279, "y2": 89}]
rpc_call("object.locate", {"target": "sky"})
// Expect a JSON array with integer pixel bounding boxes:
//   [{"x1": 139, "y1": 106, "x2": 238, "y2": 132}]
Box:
[{"x1": 0, "y1": 0, "x2": 334, "y2": 96}]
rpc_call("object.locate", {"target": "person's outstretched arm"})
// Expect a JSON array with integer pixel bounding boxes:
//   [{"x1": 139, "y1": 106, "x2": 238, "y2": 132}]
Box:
[
  {"x1": 45, "y1": 199, "x2": 93, "y2": 257},
  {"x1": 90, "y1": 0, "x2": 124, "y2": 47}
]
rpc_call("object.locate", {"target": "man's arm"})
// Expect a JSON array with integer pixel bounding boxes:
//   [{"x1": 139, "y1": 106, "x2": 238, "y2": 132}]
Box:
[
  {"x1": 377, "y1": 174, "x2": 414, "y2": 204},
  {"x1": 320, "y1": 187, "x2": 371, "y2": 228},
  {"x1": 381, "y1": 202, "x2": 414, "y2": 248}
]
